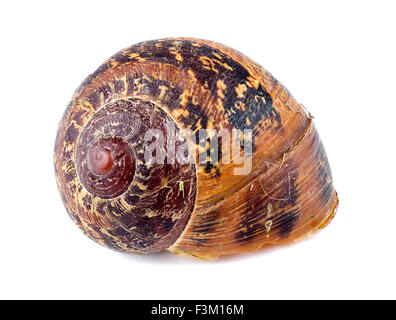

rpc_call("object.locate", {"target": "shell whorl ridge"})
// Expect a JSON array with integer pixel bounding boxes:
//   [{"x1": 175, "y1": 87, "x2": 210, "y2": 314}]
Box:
[{"x1": 54, "y1": 38, "x2": 338, "y2": 259}]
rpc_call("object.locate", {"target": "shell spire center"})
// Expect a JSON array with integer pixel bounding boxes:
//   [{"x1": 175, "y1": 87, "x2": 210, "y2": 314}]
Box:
[{"x1": 88, "y1": 143, "x2": 114, "y2": 175}]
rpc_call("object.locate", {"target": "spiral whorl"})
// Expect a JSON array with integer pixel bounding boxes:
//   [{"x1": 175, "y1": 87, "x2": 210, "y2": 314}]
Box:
[
  {"x1": 75, "y1": 99, "x2": 140, "y2": 199},
  {"x1": 58, "y1": 97, "x2": 197, "y2": 253}
]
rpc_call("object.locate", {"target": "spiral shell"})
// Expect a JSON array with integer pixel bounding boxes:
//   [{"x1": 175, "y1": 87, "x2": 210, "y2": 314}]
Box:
[{"x1": 54, "y1": 38, "x2": 338, "y2": 259}]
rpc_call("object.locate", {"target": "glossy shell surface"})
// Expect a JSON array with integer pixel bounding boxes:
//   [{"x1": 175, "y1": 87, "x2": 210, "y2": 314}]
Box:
[{"x1": 54, "y1": 38, "x2": 338, "y2": 259}]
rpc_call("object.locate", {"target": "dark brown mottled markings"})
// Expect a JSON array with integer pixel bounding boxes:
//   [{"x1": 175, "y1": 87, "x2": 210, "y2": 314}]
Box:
[
  {"x1": 73, "y1": 110, "x2": 87, "y2": 126},
  {"x1": 236, "y1": 160, "x2": 300, "y2": 244},
  {"x1": 107, "y1": 40, "x2": 281, "y2": 178},
  {"x1": 236, "y1": 203, "x2": 269, "y2": 244},
  {"x1": 192, "y1": 209, "x2": 221, "y2": 245},
  {"x1": 64, "y1": 123, "x2": 79, "y2": 145},
  {"x1": 81, "y1": 40, "x2": 283, "y2": 180},
  {"x1": 314, "y1": 136, "x2": 334, "y2": 207},
  {"x1": 273, "y1": 209, "x2": 300, "y2": 238},
  {"x1": 54, "y1": 38, "x2": 338, "y2": 259},
  {"x1": 112, "y1": 39, "x2": 281, "y2": 146},
  {"x1": 71, "y1": 98, "x2": 197, "y2": 252}
]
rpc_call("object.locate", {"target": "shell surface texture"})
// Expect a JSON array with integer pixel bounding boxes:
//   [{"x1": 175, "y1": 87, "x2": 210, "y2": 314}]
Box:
[{"x1": 54, "y1": 38, "x2": 338, "y2": 259}]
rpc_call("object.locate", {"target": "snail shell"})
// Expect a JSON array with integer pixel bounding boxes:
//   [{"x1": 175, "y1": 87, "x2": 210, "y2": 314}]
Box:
[{"x1": 54, "y1": 38, "x2": 338, "y2": 259}]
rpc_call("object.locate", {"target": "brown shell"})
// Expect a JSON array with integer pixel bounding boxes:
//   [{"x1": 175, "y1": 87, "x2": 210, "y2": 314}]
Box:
[{"x1": 54, "y1": 38, "x2": 338, "y2": 259}]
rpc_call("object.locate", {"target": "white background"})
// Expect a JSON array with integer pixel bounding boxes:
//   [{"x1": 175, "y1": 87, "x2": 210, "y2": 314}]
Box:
[{"x1": 1, "y1": 0, "x2": 395, "y2": 299}]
